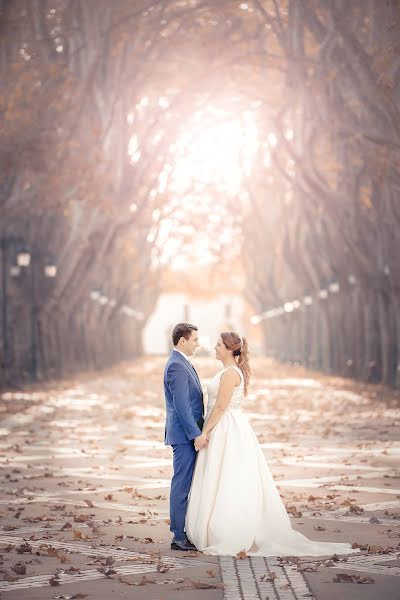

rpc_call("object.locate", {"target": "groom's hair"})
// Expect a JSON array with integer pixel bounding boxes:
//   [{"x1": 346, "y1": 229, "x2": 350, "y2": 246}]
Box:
[{"x1": 172, "y1": 323, "x2": 198, "y2": 346}]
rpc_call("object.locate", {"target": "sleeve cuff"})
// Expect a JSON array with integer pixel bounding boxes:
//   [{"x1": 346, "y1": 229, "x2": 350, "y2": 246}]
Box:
[{"x1": 186, "y1": 425, "x2": 202, "y2": 441}]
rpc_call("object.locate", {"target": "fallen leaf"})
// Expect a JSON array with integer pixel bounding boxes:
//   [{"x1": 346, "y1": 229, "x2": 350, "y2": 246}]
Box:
[
  {"x1": 97, "y1": 567, "x2": 117, "y2": 577},
  {"x1": 72, "y1": 530, "x2": 90, "y2": 541},
  {"x1": 299, "y1": 564, "x2": 319, "y2": 572},
  {"x1": 386, "y1": 529, "x2": 400, "y2": 538},
  {"x1": 1, "y1": 570, "x2": 17, "y2": 582},
  {"x1": 206, "y1": 569, "x2": 216, "y2": 577},
  {"x1": 65, "y1": 567, "x2": 80, "y2": 574},
  {"x1": 74, "y1": 514, "x2": 90, "y2": 523},
  {"x1": 367, "y1": 545, "x2": 385, "y2": 553},
  {"x1": 322, "y1": 559, "x2": 335, "y2": 567},
  {"x1": 330, "y1": 553, "x2": 341, "y2": 561},
  {"x1": 260, "y1": 571, "x2": 277, "y2": 582},
  {"x1": 369, "y1": 515, "x2": 382, "y2": 524},
  {"x1": 333, "y1": 573, "x2": 375, "y2": 584},
  {"x1": 11, "y1": 563, "x2": 26, "y2": 575},
  {"x1": 190, "y1": 580, "x2": 224, "y2": 589},
  {"x1": 16, "y1": 542, "x2": 32, "y2": 554},
  {"x1": 349, "y1": 504, "x2": 364, "y2": 514},
  {"x1": 351, "y1": 542, "x2": 368, "y2": 550},
  {"x1": 156, "y1": 558, "x2": 169, "y2": 573},
  {"x1": 286, "y1": 504, "x2": 302, "y2": 517}
]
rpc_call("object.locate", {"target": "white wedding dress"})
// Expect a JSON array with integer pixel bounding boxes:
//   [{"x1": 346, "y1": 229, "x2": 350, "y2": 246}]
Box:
[{"x1": 185, "y1": 365, "x2": 361, "y2": 557}]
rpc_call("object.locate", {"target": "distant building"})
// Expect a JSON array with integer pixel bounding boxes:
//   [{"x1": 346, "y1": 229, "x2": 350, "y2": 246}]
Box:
[{"x1": 143, "y1": 292, "x2": 245, "y2": 355}]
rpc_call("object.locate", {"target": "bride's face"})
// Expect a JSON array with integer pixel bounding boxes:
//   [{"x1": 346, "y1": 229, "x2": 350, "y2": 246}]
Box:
[{"x1": 214, "y1": 336, "x2": 230, "y2": 361}]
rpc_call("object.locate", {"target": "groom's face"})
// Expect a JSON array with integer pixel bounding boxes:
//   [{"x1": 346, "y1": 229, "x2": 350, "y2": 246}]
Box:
[{"x1": 183, "y1": 330, "x2": 199, "y2": 356}]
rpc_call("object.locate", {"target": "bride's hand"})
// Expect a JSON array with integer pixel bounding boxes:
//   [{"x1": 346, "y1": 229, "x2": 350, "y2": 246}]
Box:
[
  {"x1": 194, "y1": 433, "x2": 208, "y2": 451},
  {"x1": 195, "y1": 433, "x2": 209, "y2": 451}
]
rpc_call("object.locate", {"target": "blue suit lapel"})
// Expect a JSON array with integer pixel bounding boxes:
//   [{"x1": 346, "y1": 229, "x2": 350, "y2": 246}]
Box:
[
  {"x1": 172, "y1": 350, "x2": 203, "y2": 395},
  {"x1": 190, "y1": 362, "x2": 202, "y2": 390}
]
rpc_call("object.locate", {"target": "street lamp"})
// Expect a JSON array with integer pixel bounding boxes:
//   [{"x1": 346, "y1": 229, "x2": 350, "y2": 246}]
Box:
[
  {"x1": 10, "y1": 265, "x2": 21, "y2": 277},
  {"x1": 90, "y1": 291, "x2": 144, "y2": 320},
  {"x1": 17, "y1": 247, "x2": 31, "y2": 267},
  {"x1": 1, "y1": 236, "x2": 28, "y2": 377},
  {"x1": 25, "y1": 249, "x2": 57, "y2": 380},
  {"x1": 250, "y1": 314, "x2": 262, "y2": 325},
  {"x1": 120, "y1": 305, "x2": 145, "y2": 320},
  {"x1": 1, "y1": 240, "x2": 57, "y2": 381},
  {"x1": 44, "y1": 258, "x2": 57, "y2": 278},
  {"x1": 329, "y1": 282, "x2": 340, "y2": 293}
]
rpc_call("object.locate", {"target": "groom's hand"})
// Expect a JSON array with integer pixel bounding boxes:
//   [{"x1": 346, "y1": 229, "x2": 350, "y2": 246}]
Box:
[{"x1": 194, "y1": 433, "x2": 208, "y2": 451}]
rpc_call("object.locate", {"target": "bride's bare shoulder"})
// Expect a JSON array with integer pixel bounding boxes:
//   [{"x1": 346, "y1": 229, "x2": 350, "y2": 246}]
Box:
[{"x1": 220, "y1": 366, "x2": 241, "y2": 387}]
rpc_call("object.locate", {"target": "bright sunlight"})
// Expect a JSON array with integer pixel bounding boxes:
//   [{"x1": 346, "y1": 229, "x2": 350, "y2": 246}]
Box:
[{"x1": 168, "y1": 105, "x2": 259, "y2": 196}]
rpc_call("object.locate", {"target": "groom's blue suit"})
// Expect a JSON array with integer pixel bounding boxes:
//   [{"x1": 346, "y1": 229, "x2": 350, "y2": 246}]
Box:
[{"x1": 164, "y1": 349, "x2": 204, "y2": 540}]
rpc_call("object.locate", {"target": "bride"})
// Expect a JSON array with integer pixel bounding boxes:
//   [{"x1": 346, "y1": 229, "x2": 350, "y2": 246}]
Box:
[{"x1": 185, "y1": 331, "x2": 361, "y2": 557}]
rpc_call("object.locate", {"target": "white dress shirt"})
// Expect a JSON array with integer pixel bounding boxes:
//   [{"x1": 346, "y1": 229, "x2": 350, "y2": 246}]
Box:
[{"x1": 174, "y1": 348, "x2": 191, "y2": 364}]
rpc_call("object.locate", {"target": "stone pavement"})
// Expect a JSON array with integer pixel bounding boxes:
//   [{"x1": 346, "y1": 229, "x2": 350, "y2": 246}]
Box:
[{"x1": 0, "y1": 356, "x2": 399, "y2": 599}]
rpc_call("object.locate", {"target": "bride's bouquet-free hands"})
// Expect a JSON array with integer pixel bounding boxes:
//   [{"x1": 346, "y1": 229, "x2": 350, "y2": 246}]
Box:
[{"x1": 194, "y1": 432, "x2": 209, "y2": 451}]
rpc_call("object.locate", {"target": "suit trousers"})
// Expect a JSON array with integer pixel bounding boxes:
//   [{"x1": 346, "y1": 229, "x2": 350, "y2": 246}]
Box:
[{"x1": 170, "y1": 443, "x2": 196, "y2": 540}]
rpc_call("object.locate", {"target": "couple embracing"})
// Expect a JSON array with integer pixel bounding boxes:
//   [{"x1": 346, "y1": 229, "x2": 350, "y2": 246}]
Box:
[{"x1": 163, "y1": 322, "x2": 360, "y2": 557}]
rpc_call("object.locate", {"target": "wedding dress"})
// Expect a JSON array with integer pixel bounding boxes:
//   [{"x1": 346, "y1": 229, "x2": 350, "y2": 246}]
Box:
[{"x1": 185, "y1": 365, "x2": 361, "y2": 557}]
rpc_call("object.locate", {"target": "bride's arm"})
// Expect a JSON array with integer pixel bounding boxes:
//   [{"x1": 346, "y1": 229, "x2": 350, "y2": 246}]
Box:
[{"x1": 202, "y1": 368, "x2": 240, "y2": 438}]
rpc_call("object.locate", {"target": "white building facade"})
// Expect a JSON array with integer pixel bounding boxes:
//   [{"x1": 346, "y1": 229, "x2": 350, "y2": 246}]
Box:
[{"x1": 143, "y1": 292, "x2": 246, "y2": 355}]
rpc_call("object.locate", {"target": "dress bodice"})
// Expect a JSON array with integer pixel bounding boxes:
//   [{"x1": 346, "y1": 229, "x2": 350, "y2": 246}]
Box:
[{"x1": 206, "y1": 365, "x2": 244, "y2": 414}]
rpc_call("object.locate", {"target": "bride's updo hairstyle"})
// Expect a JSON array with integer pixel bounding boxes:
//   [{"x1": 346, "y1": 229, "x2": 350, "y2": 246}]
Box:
[{"x1": 220, "y1": 332, "x2": 251, "y2": 396}]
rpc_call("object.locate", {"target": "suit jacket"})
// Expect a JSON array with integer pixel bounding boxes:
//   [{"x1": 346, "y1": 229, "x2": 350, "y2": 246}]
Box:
[{"x1": 164, "y1": 349, "x2": 204, "y2": 445}]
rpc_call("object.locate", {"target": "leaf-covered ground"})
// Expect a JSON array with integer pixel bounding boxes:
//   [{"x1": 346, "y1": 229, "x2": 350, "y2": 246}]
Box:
[{"x1": 0, "y1": 356, "x2": 399, "y2": 599}]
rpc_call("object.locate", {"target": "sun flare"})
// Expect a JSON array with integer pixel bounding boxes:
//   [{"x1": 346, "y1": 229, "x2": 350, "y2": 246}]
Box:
[
  {"x1": 168, "y1": 106, "x2": 259, "y2": 196},
  {"x1": 141, "y1": 103, "x2": 261, "y2": 270}
]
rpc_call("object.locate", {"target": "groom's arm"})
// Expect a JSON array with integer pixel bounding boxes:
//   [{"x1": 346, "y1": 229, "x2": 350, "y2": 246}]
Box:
[{"x1": 167, "y1": 363, "x2": 202, "y2": 441}]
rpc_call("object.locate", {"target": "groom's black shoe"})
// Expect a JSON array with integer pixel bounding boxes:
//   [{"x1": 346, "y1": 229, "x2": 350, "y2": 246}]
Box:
[{"x1": 171, "y1": 537, "x2": 197, "y2": 551}]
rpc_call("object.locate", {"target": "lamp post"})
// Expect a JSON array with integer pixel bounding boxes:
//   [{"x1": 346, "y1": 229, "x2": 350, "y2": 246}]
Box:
[
  {"x1": 23, "y1": 249, "x2": 57, "y2": 380},
  {"x1": 1, "y1": 238, "x2": 57, "y2": 381},
  {"x1": 1, "y1": 238, "x2": 8, "y2": 372},
  {"x1": 1, "y1": 236, "x2": 26, "y2": 376},
  {"x1": 89, "y1": 289, "x2": 144, "y2": 320}
]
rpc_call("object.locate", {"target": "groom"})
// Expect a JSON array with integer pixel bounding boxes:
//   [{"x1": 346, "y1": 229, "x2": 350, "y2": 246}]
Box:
[{"x1": 164, "y1": 322, "x2": 208, "y2": 551}]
